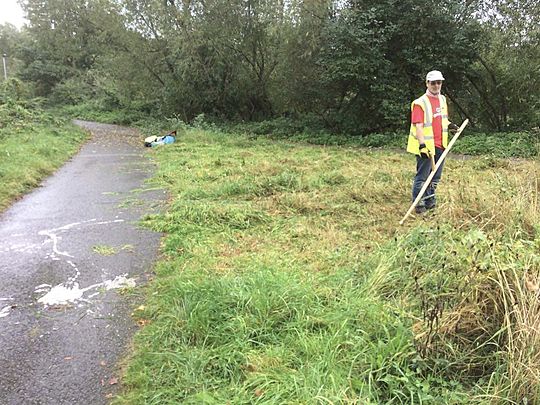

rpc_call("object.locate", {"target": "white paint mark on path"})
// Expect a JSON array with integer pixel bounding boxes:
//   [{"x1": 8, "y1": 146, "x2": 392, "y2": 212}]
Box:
[
  {"x1": 36, "y1": 274, "x2": 136, "y2": 307},
  {"x1": 38, "y1": 220, "x2": 86, "y2": 258},
  {"x1": 0, "y1": 306, "x2": 12, "y2": 318},
  {"x1": 35, "y1": 218, "x2": 127, "y2": 299},
  {"x1": 34, "y1": 284, "x2": 52, "y2": 293},
  {"x1": 102, "y1": 275, "x2": 136, "y2": 290},
  {"x1": 4, "y1": 243, "x2": 42, "y2": 254},
  {"x1": 38, "y1": 219, "x2": 125, "y2": 259},
  {"x1": 0, "y1": 298, "x2": 14, "y2": 319},
  {"x1": 66, "y1": 260, "x2": 81, "y2": 284},
  {"x1": 37, "y1": 284, "x2": 87, "y2": 306}
]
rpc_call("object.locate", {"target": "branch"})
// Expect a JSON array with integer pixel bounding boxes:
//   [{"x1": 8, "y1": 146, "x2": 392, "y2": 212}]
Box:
[
  {"x1": 444, "y1": 88, "x2": 473, "y2": 126},
  {"x1": 465, "y1": 73, "x2": 501, "y2": 130},
  {"x1": 477, "y1": 54, "x2": 508, "y2": 127}
]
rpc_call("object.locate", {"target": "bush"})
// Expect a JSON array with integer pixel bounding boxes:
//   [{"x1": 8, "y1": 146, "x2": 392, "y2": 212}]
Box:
[
  {"x1": 366, "y1": 226, "x2": 540, "y2": 402},
  {"x1": 454, "y1": 131, "x2": 539, "y2": 158},
  {"x1": 0, "y1": 99, "x2": 48, "y2": 129},
  {"x1": 0, "y1": 78, "x2": 31, "y2": 104},
  {"x1": 54, "y1": 101, "x2": 540, "y2": 159},
  {"x1": 58, "y1": 101, "x2": 150, "y2": 125},
  {"x1": 49, "y1": 75, "x2": 95, "y2": 105},
  {"x1": 192, "y1": 113, "x2": 219, "y2": 131},
  {"x1": 232, "y1": 114, "x2": 327, "y2": 137}
]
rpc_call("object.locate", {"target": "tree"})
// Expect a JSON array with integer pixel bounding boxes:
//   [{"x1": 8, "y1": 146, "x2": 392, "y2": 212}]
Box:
[
  {"x1": 12, "y1": 0, "x2": 539, "y2": 131},
  {"x1": 461, "y1": 0, "x2": 540, "y2": 130}
]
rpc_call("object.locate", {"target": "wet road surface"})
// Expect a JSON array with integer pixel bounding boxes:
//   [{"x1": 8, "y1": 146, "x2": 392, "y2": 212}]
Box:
[{"x1": 0, "y1": 121, "x2": 165, "y2": 404}]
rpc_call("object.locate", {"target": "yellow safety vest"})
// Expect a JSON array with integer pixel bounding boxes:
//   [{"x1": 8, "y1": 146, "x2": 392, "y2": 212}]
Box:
[{"x1": 407, "y1": 93, "x2": 449, "y2": 155}]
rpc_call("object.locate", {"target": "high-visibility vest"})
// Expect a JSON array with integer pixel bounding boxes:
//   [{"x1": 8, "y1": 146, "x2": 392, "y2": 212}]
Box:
[{"x1": 407, "y1": 94, "x2": 449, "y2": 155}]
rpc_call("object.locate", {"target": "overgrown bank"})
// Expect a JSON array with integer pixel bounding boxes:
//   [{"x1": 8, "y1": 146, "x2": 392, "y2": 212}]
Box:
[
  {"x1": 116, "y1": 128, "x2": 540, "y2": 403},
  {"x1": 0, "y1": 101, "x2": 88, "y2": 212}
]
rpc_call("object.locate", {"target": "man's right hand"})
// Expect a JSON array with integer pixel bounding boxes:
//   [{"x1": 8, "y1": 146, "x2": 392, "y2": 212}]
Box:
[
  {"x1": 419, "y1": 143, "x2": 431, "y2": 159},
  {"x1": 449, "y1": 122, "x2": 459, "y2": 134}
]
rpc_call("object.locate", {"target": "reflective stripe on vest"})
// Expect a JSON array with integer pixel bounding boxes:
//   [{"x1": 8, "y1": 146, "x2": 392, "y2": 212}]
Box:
[
  {"x1": 407, "y1": 94, "x2": 449, "y2": 155},
  {"x1": 421, "y1": 96, "x2": 432, "y2": 127}
]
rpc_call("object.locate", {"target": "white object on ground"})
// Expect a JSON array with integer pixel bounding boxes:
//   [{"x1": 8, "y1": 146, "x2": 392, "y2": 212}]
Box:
[{"x1": 37, "y1": 274, "x2": 136, "y2": 306}]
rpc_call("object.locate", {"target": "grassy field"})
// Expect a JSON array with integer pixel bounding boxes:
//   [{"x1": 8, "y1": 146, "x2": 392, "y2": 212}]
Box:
[
  {"x1": 1, "y1": 98, "x2": 537, "y2": 402},
  {"x1": 0, "y1": 103, "x2": 88, "y2": 212},
  {"x1": 115, "y1": 128, "x2": 540, "y2": 404}
]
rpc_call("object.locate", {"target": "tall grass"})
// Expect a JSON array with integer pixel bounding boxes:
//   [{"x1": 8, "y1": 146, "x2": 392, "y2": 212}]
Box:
[
  {"x1": 443, "y1": 157, "x2": 540, "y2": 236},
  {"x1": 1, "y1": 97, "x2": 537, "y2": 402},
  {"x1": 116, "y1": 127, "x2": 540, "y2": 403},
  {"x1": 492, "y1": 254, "x2": 540, "y2": 403}
]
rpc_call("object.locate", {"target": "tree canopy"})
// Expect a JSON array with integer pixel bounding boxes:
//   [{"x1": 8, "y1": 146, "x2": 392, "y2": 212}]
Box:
[{"x1": 2, "y1": 0, "x2": 538, "y2": 133}]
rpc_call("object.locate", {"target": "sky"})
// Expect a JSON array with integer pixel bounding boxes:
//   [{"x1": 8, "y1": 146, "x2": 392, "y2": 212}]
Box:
[{"x1": 0, "y1": 0, "x2": 27, "y2": 29}]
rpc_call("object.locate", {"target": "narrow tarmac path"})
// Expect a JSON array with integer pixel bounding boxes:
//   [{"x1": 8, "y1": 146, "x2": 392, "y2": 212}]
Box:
[{"x1": 0, "y1": 121, "x2": 165, "y2": 405}]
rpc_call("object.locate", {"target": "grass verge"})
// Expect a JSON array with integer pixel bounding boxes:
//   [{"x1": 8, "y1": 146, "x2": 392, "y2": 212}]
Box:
[{"x1": 0, "y1": 102, "x2": 89, "y2": 212}]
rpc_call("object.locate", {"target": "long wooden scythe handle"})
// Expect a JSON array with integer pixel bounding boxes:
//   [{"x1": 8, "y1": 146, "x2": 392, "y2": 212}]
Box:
[{"x1": 399, "y1": 119, "x2": 469, "y2": 225}]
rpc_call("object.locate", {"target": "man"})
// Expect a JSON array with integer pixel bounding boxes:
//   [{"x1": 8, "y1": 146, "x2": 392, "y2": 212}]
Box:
[{"x1": 407, "y1": 70, "x2": 459, "y2": 214}]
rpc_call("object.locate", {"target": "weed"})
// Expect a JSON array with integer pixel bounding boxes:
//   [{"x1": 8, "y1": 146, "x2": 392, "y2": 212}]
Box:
[{"x1": 92, "y1": 245, "x2": 117, "y2": 256}]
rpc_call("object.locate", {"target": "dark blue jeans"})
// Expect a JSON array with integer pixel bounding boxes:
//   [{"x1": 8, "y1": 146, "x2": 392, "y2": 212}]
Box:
[{"x1": 412, "y1": 147, "x2": 445, "y2": 208}]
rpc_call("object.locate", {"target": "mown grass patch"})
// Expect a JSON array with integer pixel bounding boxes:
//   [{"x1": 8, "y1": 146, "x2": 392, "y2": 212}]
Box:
[{"x1": 117, "y1": 128, "x2": 540, "y2": 404}]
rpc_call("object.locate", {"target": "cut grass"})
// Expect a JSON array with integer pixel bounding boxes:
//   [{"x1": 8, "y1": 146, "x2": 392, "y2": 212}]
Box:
[
  {"x1": 117, "y1": 128, "x2": 540, "y2": 404},
  {"x1": 92, "y1": 245, "x2": 117, "y2": 256},
  {"x1": 92, "y1": 244, "x2": 135, "y2": 256}
]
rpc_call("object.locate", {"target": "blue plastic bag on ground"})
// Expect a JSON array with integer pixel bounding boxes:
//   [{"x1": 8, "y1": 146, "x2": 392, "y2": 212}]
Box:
[
  {"x1": 151, "y1": 135, "x2": 175, "y2": 147},
  {"x1": 144, "y1": 131, "x2": 177, "y2": 147}
]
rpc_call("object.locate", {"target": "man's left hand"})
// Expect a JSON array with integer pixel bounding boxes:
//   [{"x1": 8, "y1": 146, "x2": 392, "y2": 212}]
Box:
[{"x1": 449, "y1": 123, "x2": 459, "y2": 133}]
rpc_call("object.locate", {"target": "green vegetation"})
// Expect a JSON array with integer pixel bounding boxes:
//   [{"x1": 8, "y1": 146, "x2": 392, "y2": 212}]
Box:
[
  {"x1": 56, "y1": 106, "x2": 540, "y2": 160},
  {"x1": 115, "y1": 128, "x2": 540, "y2": 403},
  {"x1": 3, "y1": 1, "x2": 539, "y2": 134},
  {"x1": 58, "y1": 102, "x2": 151, "y2": 126},
  {"x1": 92, "y1": 245, "x2": 117, "y2": 256},
  {"x1": 1, "y1": 1, "x2": 538, "y2": 402},
  {"x1": 0, "y1": 85, "x2": 88, "y2": 212},
  {"x1": 231, "y1": 119, "x2": 540, "y2": 159},
  {"x1": 92, "y1": 244, "x2": 136, "y2": 256}
]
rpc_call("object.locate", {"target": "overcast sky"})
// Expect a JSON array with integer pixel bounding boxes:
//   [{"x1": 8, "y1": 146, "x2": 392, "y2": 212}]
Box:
[{"x1": 0, "y1": 0, "x2": 27, "y2": 29}]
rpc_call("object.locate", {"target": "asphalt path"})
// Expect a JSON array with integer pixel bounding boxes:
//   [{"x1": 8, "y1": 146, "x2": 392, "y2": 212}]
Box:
[{"x1": 0, "y1": 121, "x2": 166, "y2": 404}]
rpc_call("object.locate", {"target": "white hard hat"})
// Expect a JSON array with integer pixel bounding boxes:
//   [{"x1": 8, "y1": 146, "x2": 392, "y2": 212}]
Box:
[{"x1": 426, "y1": 70, "x2": 445, "y2": 81}]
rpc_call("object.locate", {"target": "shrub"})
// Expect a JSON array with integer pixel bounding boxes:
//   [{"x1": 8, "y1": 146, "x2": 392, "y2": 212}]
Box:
[
  {"x1": 49, "y1": 76, "x2": 94, "y2": 105},
  {"x1": 454, "y1": 131, "x2": 539, "y2": 158},
  {"x1": 366, "y1": 226, "x2": 540, "y2": 402},
  {"x1": 0, "y1": 77, "x2": 31, "y2": 104}
]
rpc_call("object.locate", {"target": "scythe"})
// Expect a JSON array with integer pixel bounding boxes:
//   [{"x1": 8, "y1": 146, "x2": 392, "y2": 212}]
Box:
[{"x1": 399, "y1": 119, "x2": 469, "y2": 225}]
